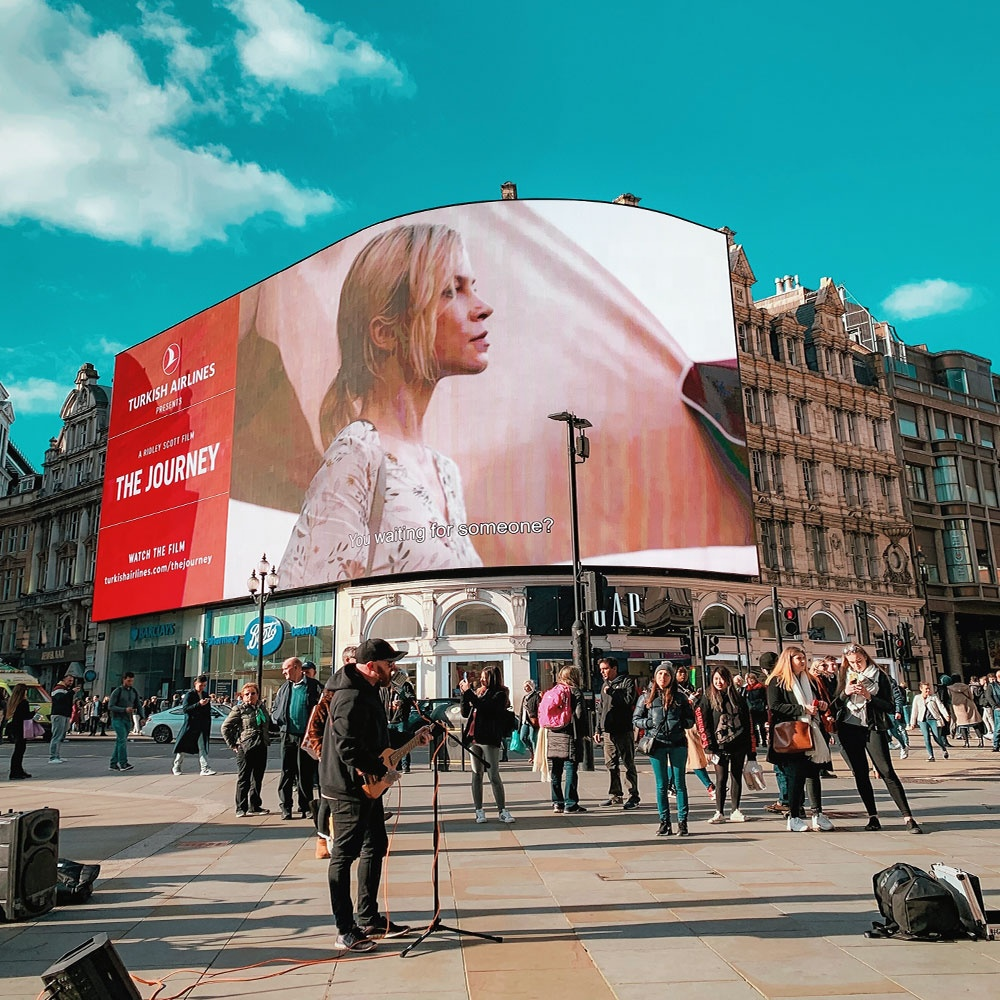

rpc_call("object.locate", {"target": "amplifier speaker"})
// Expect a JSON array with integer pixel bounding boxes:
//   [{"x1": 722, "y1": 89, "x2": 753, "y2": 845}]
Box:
[
  {"x1": 41, "y1": 932, "x2": 142, "y2": 1000},
  {"x1": 0, "y1": 807, "x2": 59, "y2": 921}
]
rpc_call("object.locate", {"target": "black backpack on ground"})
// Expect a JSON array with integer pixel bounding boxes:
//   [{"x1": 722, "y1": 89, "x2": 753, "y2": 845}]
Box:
[{"x1": 868, "y1": 863, "x2": 966, "y2": 941}]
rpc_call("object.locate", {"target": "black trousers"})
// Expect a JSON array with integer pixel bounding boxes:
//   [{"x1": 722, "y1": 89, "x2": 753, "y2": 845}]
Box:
[
  {"x1": 604, "y1": 729, "x2": 639, "y2": 800},
  {"x1": 714, "y1": 751, "x2": 748, "y2": 813},
  {"x1": 775, "y1": 758, "x2": 823, "y2": 819},
  {"x1": 9, "y1": 737, "x2": 27, "y2": 777},
  {"x1": 838, "y1": 723, "x2": 912, "y2": 818},
  {"x1": 278, "y1": 733, "x2": 316, "y2": 816},
  {"x1": 327, "y1": 795, "x2": 388, "y2": 934},
  {"x1": 234, "y1": 743, "x2": 267, "y2": 813}
]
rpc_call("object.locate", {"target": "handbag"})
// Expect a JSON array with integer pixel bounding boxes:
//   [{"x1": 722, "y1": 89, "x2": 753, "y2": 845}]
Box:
[
  {"x1": 743, "y1": 759, "x2": 767, "y2": 791},
  {"x1": 636, "y1": 728, "x2": 659, "y2": 755},
  {"x1": 500, "y1": 709, "x2": 518, "y2": 737},
  {"x1": 771, "y1": 719, "x2": 814, "y2": 754},
  {"x1": 508, "y1": 727, "x2": 527, "y2": 754},
  {"x1": 23, "y1": 719, "x2": 46, "y2": 740}
]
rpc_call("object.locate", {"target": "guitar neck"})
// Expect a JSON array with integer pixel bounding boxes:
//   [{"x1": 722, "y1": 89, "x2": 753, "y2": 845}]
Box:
[{"x1": 387, "y1": 731, "x2": 425, "y2": 769}]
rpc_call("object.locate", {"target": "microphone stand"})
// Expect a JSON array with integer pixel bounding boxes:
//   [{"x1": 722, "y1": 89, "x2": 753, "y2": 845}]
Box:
[{"x1": 401, "y1": 721, "x2": 502, "y2": 957}]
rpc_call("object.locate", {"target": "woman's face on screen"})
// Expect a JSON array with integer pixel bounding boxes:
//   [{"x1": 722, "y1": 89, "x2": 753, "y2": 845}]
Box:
[{"x1": 434, "y1": 256, "x2": 493, "y2": 377}]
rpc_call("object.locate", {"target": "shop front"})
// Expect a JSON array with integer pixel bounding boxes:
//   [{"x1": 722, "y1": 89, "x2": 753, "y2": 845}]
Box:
[{"x1": 105, "y1": 611, "x2": 203, "y2": 700}]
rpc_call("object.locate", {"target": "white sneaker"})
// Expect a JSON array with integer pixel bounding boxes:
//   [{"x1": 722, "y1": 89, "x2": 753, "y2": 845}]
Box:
[
  {"x1": 787, "y1": 816, "x2": 809, "y2": 832},
  {"x1": 498, "y1": 809, "x2": 515, "y2": 824},
  {"x1": 729, "y1": 809, "x2": 746, "y2": 823},
  {"x1": 200, "y1": 768, "x2": 217, "y2": 776},
  {"x1": 900, "y1": 749, "x2": 909, "y2": 760},
  {"x1": 812, "y1": 812, "x2": 834, "y2": 831},
  {"x1": 708, "y1": 811, "x2": 726, "y2": 824},
  {"x1": 48, "y1": 758, "x2": 64, "y2": 764},
  {"x1": 172, "y1": 766, "x2": 182, "y2": 775},
  {"x1": 475, "y1": 809, "x2": 487, "y2": 824}
]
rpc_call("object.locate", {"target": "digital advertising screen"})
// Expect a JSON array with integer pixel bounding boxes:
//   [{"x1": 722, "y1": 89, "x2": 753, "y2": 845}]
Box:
[{"x1": 93, "y1": 200, "x2": 756, "y2": 622}]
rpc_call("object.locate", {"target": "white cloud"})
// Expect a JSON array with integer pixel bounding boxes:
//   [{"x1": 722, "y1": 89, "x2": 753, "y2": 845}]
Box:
[
  {"x1": 881, "y1": 279, "x2": 974, "y2": 320},
  {"x1": 226, "y1": 0, "x2": 405, "y2": 93},
  {"x1": 5, "y1": 376, "x2": 65, "y2": 414},
  {"x1": 0, "y1": 0, "x2": 344, "y2": 249},
  {"x1": 137, "y1": 2, "x2": 215, "y2": 85},
  {"x1": 85, "y1": 336, "x2": 127, "y2": 357}
]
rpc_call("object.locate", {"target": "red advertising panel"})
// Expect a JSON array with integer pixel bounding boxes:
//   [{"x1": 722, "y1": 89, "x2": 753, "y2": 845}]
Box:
[
  {"x1": 93, "y1": 298, "x2": 239, "y2": 620},
  {"x1": 95, "y1": 200, "x2": 756, "y2": 621}
]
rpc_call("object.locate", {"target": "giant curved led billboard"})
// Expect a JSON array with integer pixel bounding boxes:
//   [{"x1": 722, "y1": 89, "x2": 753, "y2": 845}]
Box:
[{"x1": 93, "y1": 199, "x2": 756, "y2": 621}]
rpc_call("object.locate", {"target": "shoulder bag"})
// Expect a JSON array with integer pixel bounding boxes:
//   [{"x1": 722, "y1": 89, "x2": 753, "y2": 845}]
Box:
[{"x1": 771, "y1": 719, "x2": 814, "y2": 754}]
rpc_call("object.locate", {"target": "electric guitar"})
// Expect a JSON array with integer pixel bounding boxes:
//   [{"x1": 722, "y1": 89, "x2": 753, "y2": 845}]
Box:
[{"x1": 359, "y1": 727, "x2": 434, "y2": 799}]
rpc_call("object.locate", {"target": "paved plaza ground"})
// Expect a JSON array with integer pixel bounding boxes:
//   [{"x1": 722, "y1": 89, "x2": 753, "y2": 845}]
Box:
[{"x1": 1, "y1": 734, "x2": 998, "y2": 1000}]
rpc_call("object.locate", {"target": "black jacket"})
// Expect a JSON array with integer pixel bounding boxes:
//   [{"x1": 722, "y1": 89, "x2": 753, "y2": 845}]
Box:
[
  {"x1": 597, "y1": 673, "x2": 638, "y2": 736},
  {"x1": 632, "y1": 690, "x2": 694, "y2": 748},
  {"x1": 461, "y1": 686, "x2": 510, "y2": 748},
  {"x1": 270, "y1": 676, "x2": 321, "y2": 734},
  {"x1": 833, "y1": 671, "x2": 895, "y2": 733},
  {"x1": 319, "y1": 662, "x2": 392, "y2": 800},
  {"x1": 174, "y1": 690, "x2": 213, "y2": 754},
  {"x1": 696, "y1": 689, "x2": 755, "y2": 757},
  {"x1": 765, "y1": 676, "x2": 813, "y2": 764}
]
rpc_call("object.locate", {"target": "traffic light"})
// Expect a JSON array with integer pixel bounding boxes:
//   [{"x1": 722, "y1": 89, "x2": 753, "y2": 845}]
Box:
[
  {"x1": 571, "y1": 619, "x2": 586, "y2": 670},
  {"x1": 893, "y1": 628, "x2": 906, "y2": 662},
  {"x1": 581, "y1": 570, "x2": 608, "y2": 614},
  {"x1": 875, "y1": 629, "x2": 891, "y2": 658},
  {"x1": 701, "y1": 634, "x2": 720, "y2": 657},
  {"x1": 897, "y1": 622, "x2": 913, "y2": 660},
  {"x1": 853, "y1": 600, "x2": 871, "y2": 645},
  {"x1": 782, "y1": 607, "x2": 801, "y2": 637},
  {"x1": 679, "y1": 626, "x2": 694, "y2": 656}
]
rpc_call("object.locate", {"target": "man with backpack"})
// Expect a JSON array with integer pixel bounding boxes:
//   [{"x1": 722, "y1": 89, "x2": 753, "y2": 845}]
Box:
[{"x1": 594, "y1": 658, "x2": 639, "y2": 809}]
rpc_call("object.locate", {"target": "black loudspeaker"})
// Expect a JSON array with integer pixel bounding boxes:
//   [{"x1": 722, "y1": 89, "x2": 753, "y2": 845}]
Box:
[
  {"x1": 0, "y1": 807, "x2": 59, "y2": 921},
  {"x1": 41, "y1": 932, "x2": 142, "y2": 999}
]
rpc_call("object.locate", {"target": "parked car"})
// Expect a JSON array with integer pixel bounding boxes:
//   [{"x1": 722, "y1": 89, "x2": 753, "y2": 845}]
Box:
[{"x1": 141, "y1": 704, "x2": 230, "y2": 744}]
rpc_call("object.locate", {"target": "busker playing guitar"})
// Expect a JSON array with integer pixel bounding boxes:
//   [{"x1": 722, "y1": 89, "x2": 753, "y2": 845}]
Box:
[{"x1": 320, "y1": 637, "x2": 433, "y2": 952}]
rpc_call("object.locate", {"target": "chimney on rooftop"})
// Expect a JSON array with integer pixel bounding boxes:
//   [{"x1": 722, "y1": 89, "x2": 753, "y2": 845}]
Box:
[
  {"x1": 612, "y1": 193, "x2": 641, "y2": 206},
  {"x1": 500, "y1": 181, "x2": 518, "y2": 200}
]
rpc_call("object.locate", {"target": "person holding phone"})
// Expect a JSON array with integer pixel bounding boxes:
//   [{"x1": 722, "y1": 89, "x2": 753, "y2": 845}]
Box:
[{"x1": 172, "y1": 674, "x2": 216, "y2": 776}]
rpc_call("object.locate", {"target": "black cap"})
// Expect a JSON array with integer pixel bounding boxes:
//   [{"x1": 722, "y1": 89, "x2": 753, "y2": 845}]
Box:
[
  {"x1": 355, "y1": 638, "x2": 405, "y2": 664},
  {"x1": 301, "y1": 660, "x2": 317, "y2": 672}
]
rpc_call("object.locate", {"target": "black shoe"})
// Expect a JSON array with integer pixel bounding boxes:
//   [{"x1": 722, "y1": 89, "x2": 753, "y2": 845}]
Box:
[
  {"x1": 864, "y1": 816, "x2": 882, "y2": 831},
  {"x1": 236, "y1": 810, "x2": 247, "y2": 817},
  {"x1": 677, "y1": 820, "x2": 689, "y2": 836},
  {"x1": 334, "y1": 927, "x2": 376, "y2": 952},
  {"x1": 9, "y1": 773, "x2": 30, "y2": 780},
  {"x1": 656, "y1": 820, "x2": 673, "y2": 836},
  {"x1": 552, "y1": 803, "x2": 565, "y2": 813},
  {"x1": 362, "y1": 916, "x2": 411, "y2": 938},
  {"x1": 905, "y1": 818, "x2": 923, "y2": 835},
  {"x1": 281, "y1": 812, "x2": 293, "y2": 821},
  {"x1": 601, "y1": 796, "x2": 623, "y2": 806},
  {"x1": 623, "y1": 798, "x2": 640, "y2": 810},
  {"x1": 119, "y1": 763, "x2": 135, "y2": 771},
  {"x1": 565, "y1": 804, "x2": 588, "y2": 813},
  {"x1": 247, "y1": 808, "x2": 270, "y2": 816},
  {"x1": 109, "y1": 762, "x2": 121, "y2": 770}
]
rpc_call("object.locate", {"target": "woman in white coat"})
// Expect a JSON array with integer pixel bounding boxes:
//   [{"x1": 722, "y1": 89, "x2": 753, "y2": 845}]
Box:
[{"x1": 907, "y1": 681, "x2": 951, "y2": 762}]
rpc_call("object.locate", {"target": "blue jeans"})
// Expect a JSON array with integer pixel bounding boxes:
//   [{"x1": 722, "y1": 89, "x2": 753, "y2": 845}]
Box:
[
  {"x1": 649, "y1": 744, "x2": 688, "y2": 822},
  {"x1": 520, "y1": 723, "x2": 537, "y2": 755},
  {"x1": 111, "y1": 717, "x2": 130, "y2": 765},
  {"x1": 549, "y1": 757, "x2": 579, "y2": 808},
  {"x1": 49, "y1": 714, "x2": 69, "y2": 760},
  {"x1": 887, "y1": 718, "x2": 909, "y2": 749},
  {"x1": 993, "y1": 709, "x2": 1000, "y2": 750},
  {"x1": 917, "y1": 719, "x2": 948, "y2": 757}
]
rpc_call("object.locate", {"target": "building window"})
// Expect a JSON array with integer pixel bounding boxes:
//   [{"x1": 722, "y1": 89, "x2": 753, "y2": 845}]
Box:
[
  {"x1": 794, "y1": 400, "x2": 809, "y2": 435},
  {"x1": 856, "y1": 471, "x2": 869, "y2": 506},
  {"x1": 982, "y1": 465, "x2": 998, "y2": 508},
  {"x1": 737, "y1": 323, "x2": 748, "y2": 352},
  {"x1": 761, "y1": 390, "x2": 775, "y2": 426},
  {"x1": 808, "y1": 526, "x2": 829, "y2": 575},
  {"x1": 57, "y1": 553, "x2": 76, "y2": 587},
  {"x1": 846, "y1": 412, "x2": 858, "y2": 444},
  {"x1": 871, "y1": 419, "x2": 886, "y2": 450},
  {"x1": 441, "y1": 604, "x2": 507, "y2": 636},
  {"x1": 1, "y1": 570, "x2": 13, "y2": 602},
  {"x1": 943, "y1": 368, "x2": 969, "y2": 393},
  {"x1": 759, "y1": 520, "x2": 778, "y2": 570},
  {"x1": 832, "y1": 409, "x2": 844, "y2": 442},
  {"x1": 769, "y1": 454, "x2": 784, "y2": 492},
  {"x1": 754, "y1": 326, "x2": 766, "y2": 354},
  {"x1": 980, "y1": 426, "x2": 994, "y2": 449},
  {"x1": 952, "y1": 416, "x2": 967, "y2": 442},
  {"x1": 897, "y1": 403, "x2": 919, "y2": 438},
  {"x1": 934, "y1": 456, "x2": 962, "y2": 502},
  {"x1": 942, "y1": 520, "x2": 974, "y2": 583},
  {"x1": 786, "y1": 339, "x2": 800, "y2": 367},
  {"x1": 802, "y1": 461, "x2": 817, "y2": 501},
  {"x1": 815, "y1": 346, "x2": 827, "y2": 373},
  {"x1": 906, "y1": 463, "x2": 928, "y2": 501},
  {"x1": 933, "y1": 411, "x2": 949, "y2": 440},
  {"x1": 962, "y1": 458, "x2": 980, "y2": 504},
  {"x1": 744, "y1": 388, "x2": 758, "y2": 423},
  {"x1": 863, "y1": 534, "x2": 880, "y2": 578},
  {"x1": 752, "y1": 451, "x2": 770, "y2": 492},
  {"x1": 847, "y1": 531, "x2": 866, "y2": 578}
]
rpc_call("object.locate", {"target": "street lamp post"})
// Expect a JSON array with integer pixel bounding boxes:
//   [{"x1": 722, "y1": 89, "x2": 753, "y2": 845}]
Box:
[
  {"x1": 915, "y1": 547, "x2": 937, "y2": 671},
  {"x1": 548, "y1": 410, "x2": 594, "y2": 769},
  {"x1": 247, "y1": 554, "x2": 279, "y2": 695}
]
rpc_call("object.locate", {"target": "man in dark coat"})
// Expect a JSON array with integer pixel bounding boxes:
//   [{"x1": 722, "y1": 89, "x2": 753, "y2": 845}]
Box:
[
  {"x1": 320, "y1": 638, "x2": 431, "y2": 952},
  {"x1": 271, "y1": 656, "x2": 322, "y2": 820},
  {"x1": 173, "y1": 674, "x2": 216, "y2": 775},
  {"x1": 594, "y1": 657, "x2": 640, "y2": 808}
]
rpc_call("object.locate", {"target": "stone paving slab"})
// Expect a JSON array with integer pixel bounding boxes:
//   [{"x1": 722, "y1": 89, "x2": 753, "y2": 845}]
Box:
[{"x1": 1, "y1": 737, "x2": 999, "y2": 999}]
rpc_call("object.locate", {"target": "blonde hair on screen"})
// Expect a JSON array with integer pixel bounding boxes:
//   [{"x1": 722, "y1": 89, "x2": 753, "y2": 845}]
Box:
[{"x1": 319, "y1": 224, "x2": 467, "y2": 448}]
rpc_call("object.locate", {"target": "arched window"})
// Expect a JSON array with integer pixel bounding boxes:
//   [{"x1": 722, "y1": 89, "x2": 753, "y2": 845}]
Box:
[
  {"x1": 441, "y1": 603, "x2": 507, "y2": 636},
  {"x1": 807, "y1": 612, "x2": 844, "y2": 643},
  {"x1": 755, "y1": 609, "x2": 777, "y2": 639},
  {"x1": 699, "y1": 605, "x2": 733, "y2": 634},
  {"x1": 367, "y1": 607, "x2": 421, "y2": 641}
]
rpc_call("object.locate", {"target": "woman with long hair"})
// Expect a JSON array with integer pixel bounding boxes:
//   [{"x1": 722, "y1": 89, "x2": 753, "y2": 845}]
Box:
[
  {"x1": 907, "y1": 680, "x2": 951, "y2": 761},
  {"x1": 546, "y1": 665, "x2": 588, "y2": 814},
  {"x1": 460, "y1": 666, "x2": 515, "y2": 824},
  {"x1": 766, "y1": 647, "x2": 834, "y2": 832},
  {"x1": 281, "y1": 224, "x2": 493, "y2": 586},
  {"x1": 221, "y1": 682, "x2": 271, "y2": 818},
  {"x1": 836, "y1": 644, "x2": 922, "y2": 833},
  {"x1": 696, "y1": 665, "x2": 755, "y2": 824},
  {"x1": 5, "y1": 683, "x2": 33, "y2": 780},
  {"x1": 633, "y1": 663, "x2": 696, "y2": 836}
]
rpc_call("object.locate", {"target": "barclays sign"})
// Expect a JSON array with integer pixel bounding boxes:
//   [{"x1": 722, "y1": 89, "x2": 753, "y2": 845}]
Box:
[{"x1": 244, "y1": 616, "x2": 287, "y2": 657}]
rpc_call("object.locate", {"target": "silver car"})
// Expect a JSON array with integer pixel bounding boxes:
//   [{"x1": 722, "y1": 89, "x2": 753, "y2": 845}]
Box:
[{"x1": 141, "y1": 704, "x2": 230, "y2": 744}]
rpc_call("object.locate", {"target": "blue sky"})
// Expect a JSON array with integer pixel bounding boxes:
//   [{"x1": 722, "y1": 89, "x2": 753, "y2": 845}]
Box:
[{"x1": 1, "y1": 0, "x2": 996, "y2": 470}]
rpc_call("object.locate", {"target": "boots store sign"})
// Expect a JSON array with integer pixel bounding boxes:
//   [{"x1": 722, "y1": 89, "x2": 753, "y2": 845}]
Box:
[{"x1": 244, "y1": 616, "x2": 286, "y2": 657}]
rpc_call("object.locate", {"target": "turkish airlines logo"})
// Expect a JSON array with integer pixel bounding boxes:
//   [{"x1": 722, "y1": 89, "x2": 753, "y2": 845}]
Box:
[{"x1": 162, "y1": 343, "x2": 181, "y2": 376}]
